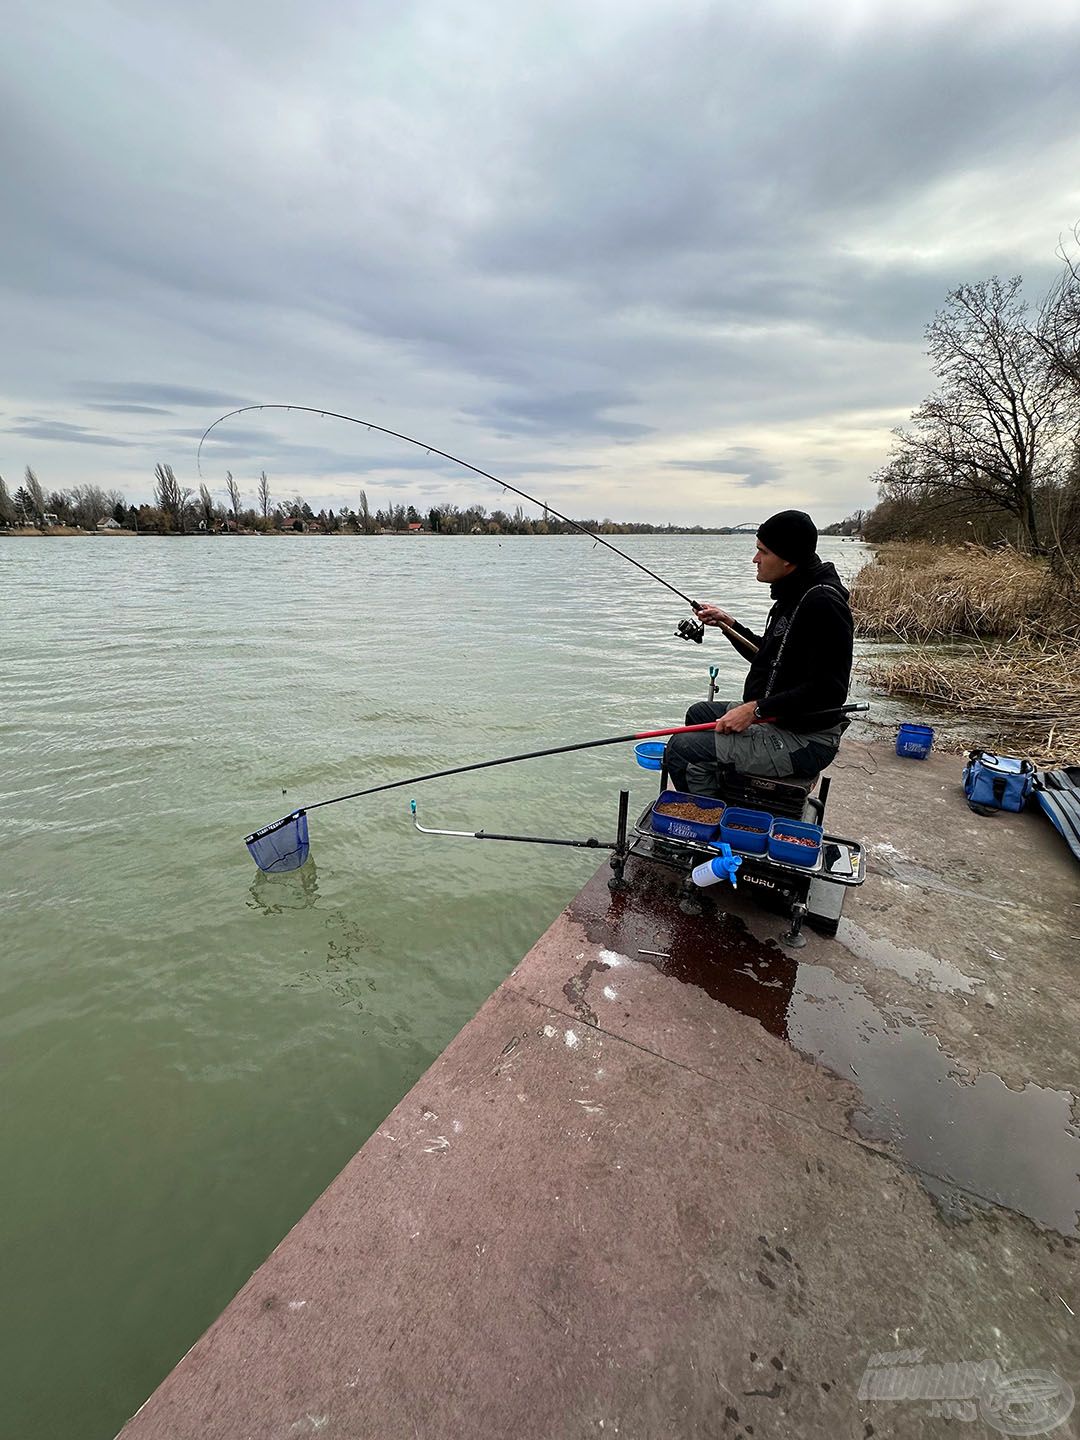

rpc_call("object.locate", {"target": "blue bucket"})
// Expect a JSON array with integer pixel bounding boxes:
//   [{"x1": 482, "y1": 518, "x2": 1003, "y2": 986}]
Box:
[
  {"x1": 635, "y1": 741, "x2": 667, "y2": 771},
  {"x1": 896, "y1": 723, "x2": 934, "y2": 760}
]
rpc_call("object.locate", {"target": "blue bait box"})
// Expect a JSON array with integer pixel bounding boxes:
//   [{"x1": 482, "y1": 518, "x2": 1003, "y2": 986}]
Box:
[
  {"x1": 896, "y1": 723, "x2": 934, "y2": 760},
  {"x1": 634, "y1": 741, "x2": 667, "y2": 771},
  {"x1": 650, "y1": 790, "x2": 725, "y2": 843},
  {"x1": 719, "y1": 806, "x2": 772, "y2": 854},
  {"x1": 768, "y1": 818, "x2": 823, "y2": 867}
]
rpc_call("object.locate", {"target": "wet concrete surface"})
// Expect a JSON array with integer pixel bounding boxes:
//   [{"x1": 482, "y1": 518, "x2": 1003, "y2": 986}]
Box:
[
  {"x1": 119, "y1": 743, "x2": 1080, "y2": 1440},
  {"x1": 566, "y1": 871, "x2": 1080, "y2": 1239}
]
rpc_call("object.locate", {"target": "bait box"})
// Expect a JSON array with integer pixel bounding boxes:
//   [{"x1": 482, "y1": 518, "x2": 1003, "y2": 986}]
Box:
[
  {"x1": 719, "y1": 806, "x2": 773, "y2": 854},
  {"x1": 650, "y1": 790, "x2": 725, "y2": 843},
  {"x1": 768, "y1": 818, "x2": 823, "y2": 867}
]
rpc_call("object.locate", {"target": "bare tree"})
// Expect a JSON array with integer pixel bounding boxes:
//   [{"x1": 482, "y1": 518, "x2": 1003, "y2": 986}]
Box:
[
  {"x1": 1036, "y1": 231, "x2": 1080, "y2": 566},
  {"x1": 257, "y1": 470, "x2": 271, "y2": 519},
  {"x1": 880, "y1": 277, "x2": 1071, "y2": 552},
  {"x1": 198, "y1": 483, "x2": 215, "y2": 529},
  {"x1": 435, "y1": 502, "x2": 460, "y2": 534},
  {"x1": 154, "y1": 462, "x2": 193, "y2": 532},
  {"x1": 225, "y1": 471, "x2": 242, "y2": 529},
  {"x1": 46, "y1": 490, "x2": 72, "y2": 523},
  {"x1": 24, "y1": 467, "x2": 46, "y2": 522},
  {"x1": 358, "y1": 488, "x2": 374, "y2": 534},
  {"x1": 68, "y1": 484, "x2": 111, "y2": 528},
  {"x1": 0, "y1": 474, "x2": 14, "y2": 526},
  {"x1": 154, "y1": 462, "x2": 179, "y2": 515},
  {"x1": 1040, "y1": 222, "x2": 1080, "y2": 400}
]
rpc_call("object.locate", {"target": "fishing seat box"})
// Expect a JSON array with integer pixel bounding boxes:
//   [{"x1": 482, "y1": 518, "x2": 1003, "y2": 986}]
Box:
[{"x1": 716, "y1": 770, "x2": 819, "y2": 822}]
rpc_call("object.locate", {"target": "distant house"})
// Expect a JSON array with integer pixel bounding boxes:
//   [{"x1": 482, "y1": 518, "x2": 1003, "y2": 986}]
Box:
[
  {"x1": 280, "y1": 517, "x2": 304, "y2": 532},
  {"x1": 407, "y1": 522, "x2": 423, "y2": 532},
  {"x1": 97, "y1": 517, "x2": 120, "y2": 530},
  {"x1": 44, "y1": 512, "x2": 60, "y2": 526}
]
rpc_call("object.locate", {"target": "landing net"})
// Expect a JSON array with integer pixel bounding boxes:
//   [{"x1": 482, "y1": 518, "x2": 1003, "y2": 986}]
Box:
[{"x1": 245, "y1": 811, "x2": 310, "y2": 873}]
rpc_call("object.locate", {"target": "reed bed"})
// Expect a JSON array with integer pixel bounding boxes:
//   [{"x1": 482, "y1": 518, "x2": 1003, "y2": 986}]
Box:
[
  {"x1": 852, "y1": 543, "x2": 1080, "y2": 761},
  {"x1": 849, "y1": 543, "x2": 1051, "y2": 641},
  {"x1": 865, "y1": 642, "x2": 1080, "y2": 761}
]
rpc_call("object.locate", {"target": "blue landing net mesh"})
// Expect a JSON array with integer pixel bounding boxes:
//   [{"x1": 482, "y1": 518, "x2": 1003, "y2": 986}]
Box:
[{"x1": 246, "y1": 810, "x2": 310, "y2": 873}]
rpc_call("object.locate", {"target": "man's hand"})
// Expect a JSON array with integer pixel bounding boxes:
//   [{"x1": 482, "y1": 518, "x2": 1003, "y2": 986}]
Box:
[
  {"x1": 696, "y1": 603, "x2": 736, "y2": 628},
  {"x1": 715, "y1": 701, "x2": 758, "y2": 734}
]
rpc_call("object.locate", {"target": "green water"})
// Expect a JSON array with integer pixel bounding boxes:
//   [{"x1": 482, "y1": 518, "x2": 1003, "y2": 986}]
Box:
[{"x1": 1, "y1": 533, "x2": 869, "y2": 1439}]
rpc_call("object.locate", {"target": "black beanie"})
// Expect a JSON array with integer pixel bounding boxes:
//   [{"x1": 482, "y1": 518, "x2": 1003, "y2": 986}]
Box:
[{"x1": 757, "y1": 510, "x2": 817, "y2": 566}]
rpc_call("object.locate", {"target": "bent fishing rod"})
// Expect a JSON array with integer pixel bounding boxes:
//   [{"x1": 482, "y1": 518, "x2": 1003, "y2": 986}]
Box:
[{"x1": 196, "y1": 403, "x2": 753, "y2": 651}]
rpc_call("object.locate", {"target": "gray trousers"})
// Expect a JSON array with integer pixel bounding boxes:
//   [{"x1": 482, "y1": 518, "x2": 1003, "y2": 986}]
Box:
[{"x1": 664, "y1": 700, "x2": 841, "y2": 797}]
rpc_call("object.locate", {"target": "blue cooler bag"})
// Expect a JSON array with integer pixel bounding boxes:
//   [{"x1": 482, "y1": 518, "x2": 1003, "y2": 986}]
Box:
[{"x1": 962, "y1": 750, "x2": 1035, "y2": 814}]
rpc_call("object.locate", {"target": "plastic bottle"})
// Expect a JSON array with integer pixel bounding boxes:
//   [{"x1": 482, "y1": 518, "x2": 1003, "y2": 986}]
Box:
[{"x1": 691, "y1": 844, "x2": 741, "y2": 888}]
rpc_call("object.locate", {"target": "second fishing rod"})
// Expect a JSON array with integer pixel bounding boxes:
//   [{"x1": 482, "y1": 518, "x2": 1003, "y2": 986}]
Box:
[{"x1": 196, "y1": 404, "x2": 753, "y2": 651}]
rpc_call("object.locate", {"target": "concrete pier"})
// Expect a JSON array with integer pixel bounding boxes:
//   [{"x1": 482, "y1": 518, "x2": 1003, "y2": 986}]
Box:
[{"x1": 119, "y1": 743, "x2": 1079, "y2": 1439}]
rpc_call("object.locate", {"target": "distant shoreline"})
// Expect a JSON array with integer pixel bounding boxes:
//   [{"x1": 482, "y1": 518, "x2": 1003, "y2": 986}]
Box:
[{"x1": 0, "y1": 526, "x2": 785, "y2": 540}]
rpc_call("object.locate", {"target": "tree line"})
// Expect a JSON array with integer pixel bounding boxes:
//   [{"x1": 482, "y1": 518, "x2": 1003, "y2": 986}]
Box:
[
  {"x1": 842, "y1": 226, "x2": 1080, "y2": 558},
  {"x1": 0, "y1": 463, "x2": 749, "y2": 537}
]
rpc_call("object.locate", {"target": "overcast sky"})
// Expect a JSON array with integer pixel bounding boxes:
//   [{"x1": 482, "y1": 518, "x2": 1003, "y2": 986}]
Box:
[{"x1": 3, "y1": 0, "x2": 1080, "y2": 525}]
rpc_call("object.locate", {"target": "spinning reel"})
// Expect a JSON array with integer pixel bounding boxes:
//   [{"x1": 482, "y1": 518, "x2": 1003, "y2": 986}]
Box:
[
  {"x1": 675, "y1": 615, "x2": 705, "y2": 644},
  {"x1": 675, "y1": 603, "x2": 705, "y2": 644}
]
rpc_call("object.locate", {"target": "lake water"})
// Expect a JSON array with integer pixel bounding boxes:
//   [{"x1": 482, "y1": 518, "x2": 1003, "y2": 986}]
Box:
[{"x1": 0, "y1": 533, "x2": 871, "y2": 1439}]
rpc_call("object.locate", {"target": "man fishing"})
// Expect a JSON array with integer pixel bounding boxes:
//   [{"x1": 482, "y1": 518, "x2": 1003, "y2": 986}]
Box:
[{"x1": 664, "y1": 510, "x2": 853, "y2": 796}]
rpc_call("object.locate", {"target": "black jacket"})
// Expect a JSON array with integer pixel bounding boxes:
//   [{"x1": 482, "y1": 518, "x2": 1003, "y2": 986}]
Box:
[{"x1": 725, "y1": 557, "x2": 853, "y2": 731}]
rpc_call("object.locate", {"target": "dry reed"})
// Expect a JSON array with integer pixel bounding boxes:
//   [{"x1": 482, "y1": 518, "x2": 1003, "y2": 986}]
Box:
[
  {"x1": 866, "y1": 642, "x2": 1080, "y2": 761},
  {"x1": 849, "y1": 543, "x2": 1050, "y2": 641},
  {"x1": 853, "y1": 544, "x2": 1080, "y2": 762}
]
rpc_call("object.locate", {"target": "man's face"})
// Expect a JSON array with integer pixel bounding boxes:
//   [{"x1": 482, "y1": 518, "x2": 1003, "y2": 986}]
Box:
[{"x1": 753, "y1": 540, "x2": 796, "y2": 584}]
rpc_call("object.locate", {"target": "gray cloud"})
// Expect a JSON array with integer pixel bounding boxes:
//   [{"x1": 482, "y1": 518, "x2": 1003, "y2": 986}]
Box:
[
  {"x1": 86, "y1": 403, "x2": 175, "y2": 415},
  {"x1": 83, "y1": 383, "x2": 251, "y2": 408},
  {"x1": 5, "y1": 418, "x2": 137, "y2": 447},
  {"x1": 2, "y1": 1, "x2": 1078, "y2": 521},
  {"x1": 668, "y1": 448, "x2": 783, "y2": 488},
  {"x1": 465, "y1": 389, "x2": 653, "y2": 440}
]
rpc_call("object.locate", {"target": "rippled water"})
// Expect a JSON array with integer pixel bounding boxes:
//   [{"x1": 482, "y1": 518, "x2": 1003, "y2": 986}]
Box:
[{"x1": 0, "y1": 533, "x2": 869, "y2": 1439}]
